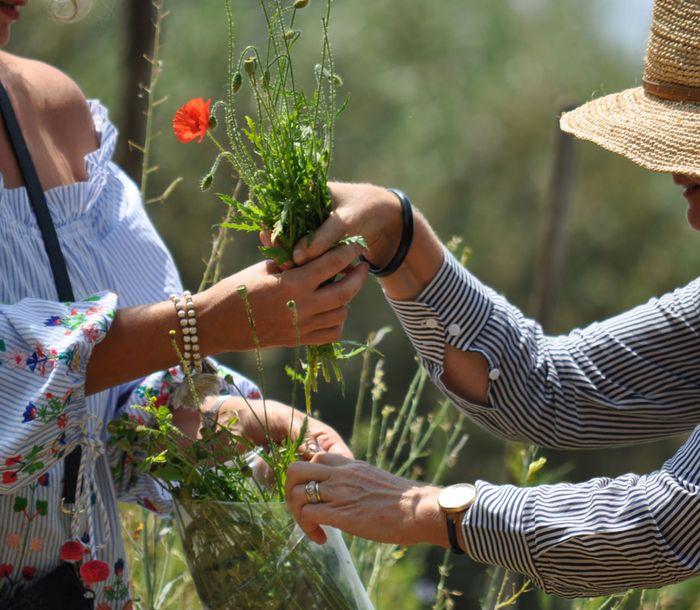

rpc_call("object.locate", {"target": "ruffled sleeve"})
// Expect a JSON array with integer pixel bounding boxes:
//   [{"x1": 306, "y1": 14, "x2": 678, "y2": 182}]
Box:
[{"x1": 0, "y1": 292, "x2": 117, "y2": 492}]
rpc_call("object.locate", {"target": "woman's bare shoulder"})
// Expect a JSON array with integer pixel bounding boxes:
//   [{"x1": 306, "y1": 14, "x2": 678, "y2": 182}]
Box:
[
  {"x1": 1, "y1": 51, "x2": 93, "y2": 123},
  {"x1": 0, "y1": 51, "x2": 100, "y2": 188}
]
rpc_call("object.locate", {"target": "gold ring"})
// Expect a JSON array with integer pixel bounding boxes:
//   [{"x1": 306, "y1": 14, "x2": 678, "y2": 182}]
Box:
[
  {"x1": 314, "y1": 481, "x2": 322, "y2": 504},
  {"x1": 305, "y1": 480, "x2": 320, "y2": 504}
]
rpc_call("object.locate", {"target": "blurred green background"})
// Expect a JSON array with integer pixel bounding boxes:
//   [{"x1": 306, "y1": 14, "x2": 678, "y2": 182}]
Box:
[{"x1": 9, "y1": 0, "x2": 700, "y2": 607}]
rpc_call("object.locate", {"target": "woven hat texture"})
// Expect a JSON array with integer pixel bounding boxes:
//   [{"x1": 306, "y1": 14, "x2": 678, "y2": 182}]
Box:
[{"x1": 561, "y1": 0, "x2": 700, "y2": 178}]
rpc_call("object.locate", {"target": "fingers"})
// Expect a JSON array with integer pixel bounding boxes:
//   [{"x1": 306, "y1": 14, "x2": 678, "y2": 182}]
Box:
[
  {"x1": 294, "y1": 242, "x2": 364, "y2": 287},
  {"x1": 311, "y1": 451, "x2": 353, "y2": 466},
  {"x1": 259, "y1": 231, "x2": 272, "y2": 248},
  {"x1": 312, "y1": 263, "x2": 368, "y2": 313},
  {"x1": 293, "y1": 210, "x2": 348, "y2": 266},
  {"x1": 300, "y1": 503, "x2": 332, "y2": 544},
  {"x1": 306, "y1": 306, "x2": 348, "y2": 332},
  {"x1": 285, "y1": 463, "x2": 332, "y2": 544},
  {"x1": 285, "y1": 461, "x2": 331, "y2": 495},
  {"x1": 304, "y1": 325, "x2": 345, "y2": 345}
]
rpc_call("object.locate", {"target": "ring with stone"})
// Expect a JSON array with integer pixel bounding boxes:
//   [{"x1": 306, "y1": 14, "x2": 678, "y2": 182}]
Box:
[{"x1": 305, "y1": 480, "x2": 322, "y2": 504}]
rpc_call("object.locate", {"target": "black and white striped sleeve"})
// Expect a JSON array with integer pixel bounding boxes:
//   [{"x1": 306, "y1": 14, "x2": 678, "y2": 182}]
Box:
[
  {"x1": 387, "y1": 248, "x2": 700, "y2": 449},
  {"x1": 462, "y1": 424, "x2": 700, "y2": 597}
]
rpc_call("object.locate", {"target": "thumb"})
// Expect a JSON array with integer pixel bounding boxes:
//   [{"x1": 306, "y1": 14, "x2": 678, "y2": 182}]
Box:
[{"x1": 293, "y1": 211, "x2": 347, "y2": 266}]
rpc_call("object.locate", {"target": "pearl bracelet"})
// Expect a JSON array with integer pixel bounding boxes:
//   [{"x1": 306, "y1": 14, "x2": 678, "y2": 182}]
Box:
[{"x1": 169, "y1": 290, "x2": 203, "y2": 375}]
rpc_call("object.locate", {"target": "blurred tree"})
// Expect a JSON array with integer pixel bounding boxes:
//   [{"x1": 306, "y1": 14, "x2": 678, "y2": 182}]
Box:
[{"x1": 115, "y1": 0, "x2": 157, "y2": 180}]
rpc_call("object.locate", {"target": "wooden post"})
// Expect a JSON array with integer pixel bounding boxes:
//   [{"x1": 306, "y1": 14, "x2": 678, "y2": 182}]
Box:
[{"x1": 532, "y1": 106, "x2": 577, "y2": 330}]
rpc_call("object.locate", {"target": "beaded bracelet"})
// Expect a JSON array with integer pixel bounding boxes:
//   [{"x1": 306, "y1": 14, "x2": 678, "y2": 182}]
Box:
[{"x1": 169, "y1": 290, "x2": 203, "y2": 375}]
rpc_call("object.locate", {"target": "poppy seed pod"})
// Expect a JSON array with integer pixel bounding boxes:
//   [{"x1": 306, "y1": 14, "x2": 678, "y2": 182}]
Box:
[
  {"x1": 293, "y1": 0, "x2": 309, "y2": 8},
  {"x1": 232, "y1": 72, "x2": 243, "y2": 93}
]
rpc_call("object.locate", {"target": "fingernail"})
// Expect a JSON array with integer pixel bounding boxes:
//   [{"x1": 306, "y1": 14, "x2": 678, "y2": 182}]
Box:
[
  {"x1": 307, "y1": 442, "x2": 321, "y2": 454},
  {"x1": 294, "y1": 248, "x2": 305, "y2": 264}
]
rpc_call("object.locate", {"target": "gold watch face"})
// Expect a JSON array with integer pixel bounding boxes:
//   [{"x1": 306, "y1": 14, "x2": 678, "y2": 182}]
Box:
[{"x1": 438, "y1": 484, "x2": 476, "y2": 512}]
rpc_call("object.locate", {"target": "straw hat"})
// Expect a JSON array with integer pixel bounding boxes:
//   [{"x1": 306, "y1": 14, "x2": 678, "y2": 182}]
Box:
[{"x1": 560, "y1": 0, "x2": 700, "y2": 178}]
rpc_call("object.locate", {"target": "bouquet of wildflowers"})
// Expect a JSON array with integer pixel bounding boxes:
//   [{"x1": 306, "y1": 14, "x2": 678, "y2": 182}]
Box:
[{"x1": 173, "y1": 0, "x2": 357, "y2": 409}]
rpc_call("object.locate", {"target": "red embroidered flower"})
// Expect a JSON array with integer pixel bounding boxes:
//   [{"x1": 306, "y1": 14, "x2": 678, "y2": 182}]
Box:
[
  {"x1": 82, "y1": 325, "x2": 101, "y2": 343},
  {"x1": 80, "y1": 560, "x2": 110, "y2": 585},
  {"x1": 247, "y1": 389, "x2": 262, "y2": 400},
  {"x1": 38, "y1": 472, "x2": 50, "y2": 487},
  {"x1": 0, "y1": 564, "x2": 12, "y2": 578},
  {"x1": 173, "y1": 98, "x2": 211, "y2": 143},
  {"x1": 22, "y1": 566, "x2": 36, "y2": 580},
  {"x1": 59, "y1": 540, "x2": 87, "y2": 562},
  {"x1": 56, "y1": 413, "x2": 68, "y2": 429},
  {"x1": 3, "y1": 471, "x2": 18, "y2": 484},
  {"x1": 5, "y1": 455, "x2": 21, "y2": 466},
  {"x1": 96, "y1": 604, "x2": 111, "y2": 610}
]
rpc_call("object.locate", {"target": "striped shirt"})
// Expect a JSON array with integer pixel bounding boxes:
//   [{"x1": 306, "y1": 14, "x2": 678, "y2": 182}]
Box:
[
  {"x1": 388, "y1": 248, "x2": 700, "y2": 598},
  {"x1": 0, "y1": 101, "x2": 258, "y2": 608}
]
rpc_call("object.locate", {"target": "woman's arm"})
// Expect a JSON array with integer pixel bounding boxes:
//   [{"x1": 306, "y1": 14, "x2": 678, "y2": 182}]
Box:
[
  {"x1": 292, "y1": 182, "x2": 700, "y2": 449},
  {"x1": 86, "y1": 242, "x2": 368, "y2": 395},
  {"x1": 286, "y1": 427, "x2": 700, "y2": 598}
]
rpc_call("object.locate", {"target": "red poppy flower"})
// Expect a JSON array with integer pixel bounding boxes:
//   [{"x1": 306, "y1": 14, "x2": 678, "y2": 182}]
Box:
[
  {"x1": 0, "y1": 564, "x2": 12, "y2": 578},
  {"x1": 22, "y1": 566, "x2": 36, "y2": 580},
  {"x1": 3, "y1": 471, "x2": 18, "y2": 485},
  {"x1": 5, "y1": 455, "x2": 21, "y2": 466},
  {"x1": 173, "y1": 98, "x2": 211, "y2": 143},
  {"x1": 59, "y1": 540, "x2": 87, "y2": 563},
  {"x1": 80, "y1": 560, "x2": 110, "y2": 585}
]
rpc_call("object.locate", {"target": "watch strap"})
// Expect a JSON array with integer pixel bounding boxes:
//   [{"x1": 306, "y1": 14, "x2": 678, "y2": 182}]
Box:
[{"x1": 445, "y1": 513, "x2": 465, "y2": 555}]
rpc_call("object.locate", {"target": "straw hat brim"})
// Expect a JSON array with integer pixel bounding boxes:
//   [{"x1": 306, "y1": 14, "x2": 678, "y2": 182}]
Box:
[{"x1": 560, "y1": 86, "x2": 700, "y2": 179}]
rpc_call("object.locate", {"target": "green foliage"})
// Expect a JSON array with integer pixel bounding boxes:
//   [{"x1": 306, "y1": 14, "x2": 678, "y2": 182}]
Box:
[
  {"x1": 198, "y1": 0, "x2": 362, "y2": 409},
  {"x1": 108, "y1": 398, "x2": 303, "y2": 503}
]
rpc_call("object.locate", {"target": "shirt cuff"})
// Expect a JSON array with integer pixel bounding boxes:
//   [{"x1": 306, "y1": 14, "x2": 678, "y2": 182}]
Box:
[
  {"x1": 462, "y1": 481, "x2": 543, "y2": 589},
  {"x1": 386, "y1": 248, "x2": 495, "y2": 368}
]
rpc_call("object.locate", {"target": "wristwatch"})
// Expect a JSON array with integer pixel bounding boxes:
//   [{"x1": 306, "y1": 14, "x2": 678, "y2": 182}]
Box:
[{"x1": 437, "y1": 483, "x2": 476, "y2": 555}]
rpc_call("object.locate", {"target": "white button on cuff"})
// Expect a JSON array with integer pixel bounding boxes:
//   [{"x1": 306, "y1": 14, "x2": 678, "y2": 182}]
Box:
[
  {"x1": 447, "y1": 323, "x2": 461, "y2": 336},
  {"x1": 424, "y1": 319, "x2": 439, "y2": 329},
  {"x1": 488, "y1": 368, "x2": 501, "y2": 381}
]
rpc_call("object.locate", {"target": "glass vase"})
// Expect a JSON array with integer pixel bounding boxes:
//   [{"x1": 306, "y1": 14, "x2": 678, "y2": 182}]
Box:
[{"x1": 173, "y1": 499, "x2": 374, "y2": 610}]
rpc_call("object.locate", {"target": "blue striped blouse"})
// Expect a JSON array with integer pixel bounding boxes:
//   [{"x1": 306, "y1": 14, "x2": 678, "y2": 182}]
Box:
[
  {"x1": 0, "y1": 101, "x2": 257, "y2": 608},
  {"x1": 389, "y1": 248, "x2": 700, "y2": 598}
]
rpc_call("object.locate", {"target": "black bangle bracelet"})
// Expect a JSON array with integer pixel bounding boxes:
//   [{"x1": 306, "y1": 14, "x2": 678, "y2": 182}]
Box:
[{"x1": 364, "y1": 188, "x2": 414, "y2": 278}]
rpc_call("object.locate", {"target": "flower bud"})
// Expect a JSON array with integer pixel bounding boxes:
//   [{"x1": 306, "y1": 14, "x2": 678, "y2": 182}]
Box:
[
  {"x1": 284, "y1": 29, "x2": 298, "y2": 41},
  {"x1": 293, "y1": 0, "x2": 309, "y2": 8},
  {"x1": 262, "y1": 69, "x2": 271, "y2": 88},
  {"x1": 208, "y1": 115, "x2": 217, "y2": 130},
  {"x1": 200, "y1": 173, "x2": 214, "y2": 191},
  {"x1": 244, "y1": 57, "x2": 257, "y2": 78},
  {"x1": 232, "y1": 71, "x2": 243, "y2": 93}
]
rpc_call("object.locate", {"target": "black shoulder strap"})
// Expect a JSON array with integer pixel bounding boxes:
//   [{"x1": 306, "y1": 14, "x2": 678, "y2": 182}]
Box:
[{"x1": 0, "y1": 80, "x2": 81, "y2": 505}]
